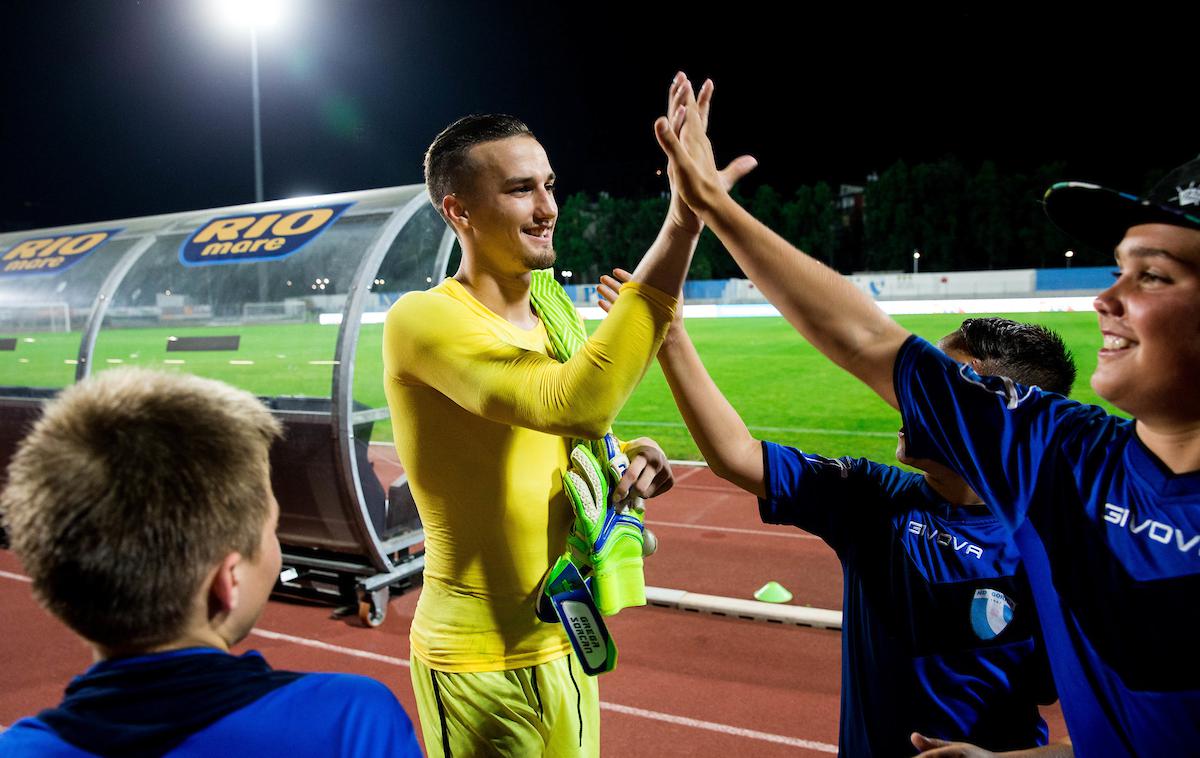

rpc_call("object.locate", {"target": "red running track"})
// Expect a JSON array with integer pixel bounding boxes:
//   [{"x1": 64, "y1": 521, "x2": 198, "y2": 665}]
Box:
[{"x1": 0, "y1": 452, "x2": 1064, "y2": 755}]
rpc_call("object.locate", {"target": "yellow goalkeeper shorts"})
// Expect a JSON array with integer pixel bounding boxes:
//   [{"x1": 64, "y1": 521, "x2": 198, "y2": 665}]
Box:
[{"x1": 410, "y1": 652, "x2": 599, "y2": 757}]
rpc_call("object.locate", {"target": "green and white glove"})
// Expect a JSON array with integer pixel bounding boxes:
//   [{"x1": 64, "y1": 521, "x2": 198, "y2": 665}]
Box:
[{"x1": 562, "y1": 439, "x2": 648, "y2": 617}]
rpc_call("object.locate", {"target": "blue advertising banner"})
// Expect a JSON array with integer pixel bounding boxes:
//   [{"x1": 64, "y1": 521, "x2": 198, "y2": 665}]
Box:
[
  {"x1": 179, "y1": 202, "x2": 353, "y2": 267},
  {"x1": 0, "y1": 229, "x2": 122, "y2": 277}
]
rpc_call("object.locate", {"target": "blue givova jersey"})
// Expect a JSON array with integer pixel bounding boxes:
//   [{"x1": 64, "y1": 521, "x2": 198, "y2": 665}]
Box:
[
  {"x1": 761, "y1": 441, "x2": 1054, "y2": 756},
  {"x1": 895, "y1": 336, "x2": 1200, "y2": 758}
]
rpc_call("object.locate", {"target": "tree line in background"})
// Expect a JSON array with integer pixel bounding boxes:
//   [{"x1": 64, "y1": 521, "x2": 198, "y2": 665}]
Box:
[{"x1": 553, "y1": 157, "x2": 1097, "y2": 283}]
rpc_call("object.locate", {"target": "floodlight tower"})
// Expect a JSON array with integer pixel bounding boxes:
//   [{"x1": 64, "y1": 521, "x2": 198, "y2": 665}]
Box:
[
  {"x1": 213, "y1": 0, "x2": 285, "y2": 203},
  {"x1": 213, "y1": 0, "x2": 286, "y2": 301}
]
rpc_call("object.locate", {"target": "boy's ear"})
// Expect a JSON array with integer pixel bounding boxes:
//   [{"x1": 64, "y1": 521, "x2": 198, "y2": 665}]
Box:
[
  {"x1": 443, "y1": 194, "x2": 469, "y2": 230},
  {"x1": 208, "y1": 552, "x2": 242, "y2": 618}
]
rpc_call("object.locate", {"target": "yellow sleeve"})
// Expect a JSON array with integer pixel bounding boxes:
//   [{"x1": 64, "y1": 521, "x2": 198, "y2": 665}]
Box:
[{"x1": 384, "y1": 281, "x2": 675, "y2": 440}]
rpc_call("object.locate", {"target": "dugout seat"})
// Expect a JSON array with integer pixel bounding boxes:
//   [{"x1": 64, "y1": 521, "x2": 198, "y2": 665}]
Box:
[
  {"x1": 265, "y1": 395, "x2": 425, "y2": 627},
  {"x1": 266, "y1": 396, "x2": 390, "y2": 548},
  {"x1": 0, "y1": 387, "x2": 59, "y2": 547}
]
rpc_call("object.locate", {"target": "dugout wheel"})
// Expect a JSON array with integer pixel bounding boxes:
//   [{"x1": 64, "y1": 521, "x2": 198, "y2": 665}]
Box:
[{"x1": 357, "y1": 587, "x2": 388, "y2": 628}]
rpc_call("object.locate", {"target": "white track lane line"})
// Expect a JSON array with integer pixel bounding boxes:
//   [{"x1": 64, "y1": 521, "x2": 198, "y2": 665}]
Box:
[
  {"x1": 248, "y1": 630, "x2": 836, "y2": 752},
  {"x1": 249, "y1": 628, "x2": 411, "y2": 668},
  {"x1": 0, "y1": 570, "x2": 838, "y2": 753},
  {"x1": 600, "y1": 703, "x2": 836, "y2": 753},
  {"x1": 248, "y1": 630, "x2": 836, "y2": 751},
  {"x1": 646, "y1": 520, "x2": 820, "y2": 540}
]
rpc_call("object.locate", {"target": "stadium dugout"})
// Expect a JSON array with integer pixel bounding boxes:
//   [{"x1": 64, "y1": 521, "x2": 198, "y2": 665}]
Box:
[{"x1": 0, "y1": 186, "x2": 457, "y2": 626}]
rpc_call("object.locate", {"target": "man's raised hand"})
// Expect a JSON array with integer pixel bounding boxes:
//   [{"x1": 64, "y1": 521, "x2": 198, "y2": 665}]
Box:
[{"x1": 656, "y1": 72, "x2": 756, "y2": 217}]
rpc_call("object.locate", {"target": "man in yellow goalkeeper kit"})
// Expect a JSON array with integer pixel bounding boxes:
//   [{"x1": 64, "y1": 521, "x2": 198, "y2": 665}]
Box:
[{"x1": 383, "y1": 76, "x2": 755, "y2": 756}]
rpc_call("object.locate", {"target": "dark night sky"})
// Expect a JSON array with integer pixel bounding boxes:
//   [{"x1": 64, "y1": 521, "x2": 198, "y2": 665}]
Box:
[{"x1": 2, "y1": 2, "x2": 1196, "y2": 232}]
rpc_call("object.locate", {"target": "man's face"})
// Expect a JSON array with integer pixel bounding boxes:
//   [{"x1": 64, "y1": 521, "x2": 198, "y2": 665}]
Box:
[
  {"x1": 226, "y1": 475, "x2": 282, "y2": 646},
  {"x1": 457, "y1": 135, "x2": 557, "y2": 272},
  {"x1": 1092, "y1": 223, "x2": 1200, "y2": 423}
]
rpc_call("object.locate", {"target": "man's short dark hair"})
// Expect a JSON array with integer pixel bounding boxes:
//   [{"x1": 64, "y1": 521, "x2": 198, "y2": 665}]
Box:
[
  {"x1": 424, "y1": 114, "x2": 534, "y2": 216},
  {"x1": 940, "y1": 317, "x2": 1077, "y2": 396}
]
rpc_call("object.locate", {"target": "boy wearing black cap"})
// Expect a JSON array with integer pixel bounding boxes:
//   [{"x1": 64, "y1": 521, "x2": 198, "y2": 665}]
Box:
[{"x1": 652, "y1": 77, "x2": 1198, "y2": 758}]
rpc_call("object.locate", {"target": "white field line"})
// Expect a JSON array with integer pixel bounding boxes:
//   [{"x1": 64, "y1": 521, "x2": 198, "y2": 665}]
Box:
[
  {"x1": 616, "y1": 420, "x2": 895, "y2": 438},
  {"x1": 369, "y1": 423, "x2": 896, "y2": 444},
  {"x1": 0, "y1": 570, "x2": 837, "y2": 753},
  {"x1": 351, "y1": 296, "x2": 1093, "y2": 326},
  {"x1": 578, "y1": 296, "x2": 1096, "y2": 321}
]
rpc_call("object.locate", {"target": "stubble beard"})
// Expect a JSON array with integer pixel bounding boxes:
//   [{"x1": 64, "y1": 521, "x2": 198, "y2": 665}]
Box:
[{"x1": 525, "y1": 243, "x2": 556, "y2": 272}]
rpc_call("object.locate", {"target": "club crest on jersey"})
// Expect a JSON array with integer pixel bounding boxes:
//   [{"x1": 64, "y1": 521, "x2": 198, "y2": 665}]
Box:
[{"x1": 970, "y1": 588, "x2": 1014, "y2": 640}]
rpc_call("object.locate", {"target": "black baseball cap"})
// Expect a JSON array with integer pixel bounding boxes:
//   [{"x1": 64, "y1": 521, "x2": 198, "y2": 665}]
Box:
[{"x1": 1043, "y1": 156, "x2": 1200, "y2": 251}]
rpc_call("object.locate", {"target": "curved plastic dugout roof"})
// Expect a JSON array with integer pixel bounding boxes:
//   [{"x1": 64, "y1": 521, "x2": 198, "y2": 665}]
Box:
[
  {"x1": 0, "y1": 185, "x2": 452, "y2": 388},
  {"x1": 0, "y1": 185, "x2": 457, "y2": 578}
]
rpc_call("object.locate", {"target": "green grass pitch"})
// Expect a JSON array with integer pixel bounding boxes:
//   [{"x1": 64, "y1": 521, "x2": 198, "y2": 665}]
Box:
[
  {"x1": 0, "y1": 312, "x2": 1119, "y2": 465},
  {"x1": 603, "y1": 312, "x2": 1120, "y2": 465}
]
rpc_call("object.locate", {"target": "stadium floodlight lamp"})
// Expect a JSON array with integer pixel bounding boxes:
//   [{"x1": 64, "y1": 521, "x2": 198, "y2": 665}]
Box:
[{"x1": 212, "y1": 0, "x2": 285, "y2": 30}]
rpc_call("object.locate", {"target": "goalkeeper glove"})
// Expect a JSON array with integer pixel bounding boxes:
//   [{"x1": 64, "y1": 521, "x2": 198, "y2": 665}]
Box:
[{"x1": 562, "y1": 441, "x2": 647, "y2": 616}]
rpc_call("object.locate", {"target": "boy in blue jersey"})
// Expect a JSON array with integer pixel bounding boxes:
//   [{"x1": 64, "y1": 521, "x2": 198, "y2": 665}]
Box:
[
  {"x1": 0, "y1": 368, "x2": 420, "y2": 757},
  {"x1": 649, "y1": 75, "x2": 1199, "y2": 757},
  {"x1": 602, "y1": 268, "x2": 1068, "y2": 755}
]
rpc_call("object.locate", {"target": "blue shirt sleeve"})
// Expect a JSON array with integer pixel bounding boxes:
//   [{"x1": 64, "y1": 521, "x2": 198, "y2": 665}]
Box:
[
  {"x1": 759, "y1": 440, "x2": 918, "y2": 553},
  {"x1": 892, "y1": 335, "x2": 1107, "y2": 532}
]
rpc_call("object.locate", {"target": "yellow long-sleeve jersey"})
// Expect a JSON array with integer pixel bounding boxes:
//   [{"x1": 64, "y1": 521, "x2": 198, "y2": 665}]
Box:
[{"x1": 383, "y1": 277, "x2": 675, "y2": 672}]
